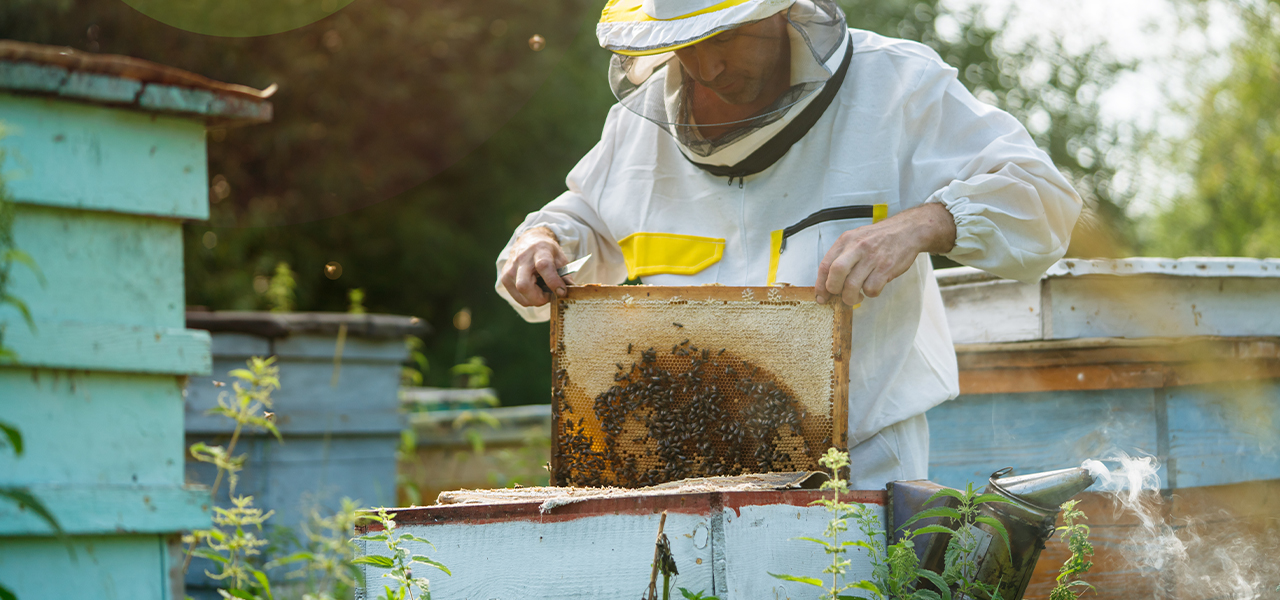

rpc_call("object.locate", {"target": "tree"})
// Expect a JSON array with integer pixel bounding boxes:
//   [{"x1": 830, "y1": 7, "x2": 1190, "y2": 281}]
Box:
[
  {"x1": 1147, "y1": 0, "x2": 1280, "y2": 257},
  {"x1": 839, "y1": 0, "x2": 1139, "y2": 256}
]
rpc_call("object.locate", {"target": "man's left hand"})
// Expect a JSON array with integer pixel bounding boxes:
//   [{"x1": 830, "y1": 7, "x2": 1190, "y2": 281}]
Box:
[{"x1": 815, "y1": 203, "x2": 957, "y2": 306}]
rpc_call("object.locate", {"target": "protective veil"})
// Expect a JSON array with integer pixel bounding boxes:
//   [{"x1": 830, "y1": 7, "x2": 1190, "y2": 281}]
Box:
[{"x1": 598, "y1": 0, "x2": 849, "y2": 169}]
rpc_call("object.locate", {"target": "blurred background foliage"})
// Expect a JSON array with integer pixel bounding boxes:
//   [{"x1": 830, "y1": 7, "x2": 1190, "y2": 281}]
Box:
[
  {"x1": 1146, "y1": 0, "x2": 1280, "y2": 257},
  {"x1": 1, "y1": 0, "x2": 1277, "y2": 405}
]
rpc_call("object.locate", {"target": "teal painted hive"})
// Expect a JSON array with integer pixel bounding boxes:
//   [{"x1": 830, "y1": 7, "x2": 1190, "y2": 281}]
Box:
[
  {"x1": 182, "y1": 311, "x2": 428, "y2": 598},
  {"x1": 0, "y1": 40, "x2": 271, "y2": 600}
]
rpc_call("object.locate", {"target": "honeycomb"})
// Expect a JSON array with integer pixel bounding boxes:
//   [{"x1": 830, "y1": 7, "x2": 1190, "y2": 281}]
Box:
[{"x1": 551, "y1": 285, "x2": 852, "y2": 487}]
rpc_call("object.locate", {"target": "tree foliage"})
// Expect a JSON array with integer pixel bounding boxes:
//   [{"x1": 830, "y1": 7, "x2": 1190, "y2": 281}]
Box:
[
  {"x1": 1148, "y1": 0, "x2": 1280, "y2": 257},
  {"x1": 1, "y1": 0, "x2": 1127, "y2": 404},
  {"x1": 839, "y1": 0, "x2": 1138, "y2": 256}
]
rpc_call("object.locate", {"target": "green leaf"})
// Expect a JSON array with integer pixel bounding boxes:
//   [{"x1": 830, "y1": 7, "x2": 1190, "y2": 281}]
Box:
[
  {"x1": 352, "y1": 555, "x2": 396, "y2": 568},
  {"x1": 359, "y1": 533, "x2": 389, "y2": 541},
  {"x1": 922, "y1": 487, "x2": 966, "y2": 506},
  {"x1": 4, "y1": 249, "x2": 45, "y2": 285},
  {"x1": 398, "y1": 533, "x2": 436, "y2": 548},
  {"x1": 847, "y1": 580, "x2": 882, "y2": 593},
  {"x1": 916, "y1": 569, "x2": 952, "y2": 600},
  {"x1": 0, "y1": 293, "x2": 34, "y2": 330},
  {"x1": 768, "y1": 573, "x2": 825, "y2": 587},
  {"x1": 411, "y1": 555, "x2": 451, "y2": 576},
  {"x1": 0, "y1": 421, "x2": 21, "y2": 456},
  {"x1": 263, "y1": 551, "x2": 315, "y2": 569},
  {"x1": 974, "y1": 515, "x2": 1012, "y2": 552},
  {"x1": 252, "y1": 570, "x2": 273, "y2": 600},
  {"x1": 839, "y1": 540, "x2": 876, "y2": 551},
  {"x1": 192, "y1": 549, "x2": 231, "y2": 564},
  {"x1": 225, "y1": 589, "x2": 255, "y2": 600},
  {"x1": 912, "y1": 590, "x2": 943, "y2": 600},
  {"x1": 902, "y1": 506, "x2": 963, "y2": 527},
  {"x1": 0, "y1": 582, "x2": 16, "y2": 600},
  {"x1": 0, "y1": 487, "x2": 62, "y2": 534},
  {"x1": 971, "y1": 493, "x2": 1015, "y2": 506},
  {"x1": 909, "y1": 525, "x2": 958, "y2": 537},
  {"x1": 792, "y1": 536, "x2": 834, "y2": 547},
  {"x1": 677, "y1": 588, "x2": 719, "y2": 600}
]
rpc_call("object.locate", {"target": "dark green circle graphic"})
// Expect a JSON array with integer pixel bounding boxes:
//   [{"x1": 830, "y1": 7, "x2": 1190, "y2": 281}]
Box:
[{"x1": 122, "y1": 0, "x2": 358, "y2": 37}]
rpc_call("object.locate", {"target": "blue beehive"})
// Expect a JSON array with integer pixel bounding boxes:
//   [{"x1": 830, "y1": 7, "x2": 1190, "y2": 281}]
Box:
[
  {"x1": 930, "y1": 257, "x2": 1280, "y2": 597},
  {"x1": 0, "y1": 40, "x2": 271, "y2": 599}
]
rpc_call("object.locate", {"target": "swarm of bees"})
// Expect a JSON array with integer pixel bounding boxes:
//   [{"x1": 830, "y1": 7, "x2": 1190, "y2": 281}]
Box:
[{"x1": 552, "y1": 339, "x2": 812, "y2": 487}]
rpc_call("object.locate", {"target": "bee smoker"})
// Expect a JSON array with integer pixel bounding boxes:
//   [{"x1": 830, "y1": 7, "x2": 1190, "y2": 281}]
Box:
[{"x1": 887, "y1": 466, "x2": 1096, "y2": 600}]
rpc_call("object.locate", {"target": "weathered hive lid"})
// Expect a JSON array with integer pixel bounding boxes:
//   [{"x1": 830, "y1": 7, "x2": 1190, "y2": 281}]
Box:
[
  {"x1": 0, "y1": 39, "x2": 273, "y2": 126},
  {"x1": 186, "y1": 310, "x2": 431, "y2": 339},
  {"x1": 937, "y1": 257, "x2": 1280, "y2": 287}
]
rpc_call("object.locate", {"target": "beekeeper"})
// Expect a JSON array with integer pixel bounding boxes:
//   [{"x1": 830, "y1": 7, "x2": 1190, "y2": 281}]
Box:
[{"x1": 495, "y1": 0, "x2": 1081, "y2": 487}]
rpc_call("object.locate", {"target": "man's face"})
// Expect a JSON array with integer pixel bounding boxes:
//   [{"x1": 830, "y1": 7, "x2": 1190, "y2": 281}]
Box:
[{"x1": 673, "y1": 14, "x2": 790, "y2": 106}]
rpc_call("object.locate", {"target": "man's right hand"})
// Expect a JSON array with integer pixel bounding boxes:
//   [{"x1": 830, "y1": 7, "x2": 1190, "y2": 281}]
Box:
[{"x1": 500, "y1": 227, "x2": 572, "y2": 307}]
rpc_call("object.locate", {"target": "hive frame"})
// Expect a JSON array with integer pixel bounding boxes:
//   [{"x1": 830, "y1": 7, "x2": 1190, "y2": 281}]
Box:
[{"x1": 550, "y1": 285, "x2": 852, "y2": 487}]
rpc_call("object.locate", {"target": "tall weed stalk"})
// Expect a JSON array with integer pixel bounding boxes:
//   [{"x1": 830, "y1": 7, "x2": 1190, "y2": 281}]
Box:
[{"x1": 183, "y1": 357, "x2": 283, "y2": 600}]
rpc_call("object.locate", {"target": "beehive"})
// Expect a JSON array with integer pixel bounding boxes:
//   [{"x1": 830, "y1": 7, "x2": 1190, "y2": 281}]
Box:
[{"x1": 550, "y1": 285, "x2": 851, "y2": 487}]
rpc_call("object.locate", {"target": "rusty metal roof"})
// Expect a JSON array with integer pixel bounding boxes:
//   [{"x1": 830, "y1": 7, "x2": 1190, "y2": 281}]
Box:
[{"x1": 0, "y1": 39, "x2": 273, "y2": 126}]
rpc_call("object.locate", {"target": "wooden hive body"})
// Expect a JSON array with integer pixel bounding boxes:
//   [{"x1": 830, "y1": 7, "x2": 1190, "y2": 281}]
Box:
[{"x1": 550, "y1": 285, "x2": 851, "y2": 487}]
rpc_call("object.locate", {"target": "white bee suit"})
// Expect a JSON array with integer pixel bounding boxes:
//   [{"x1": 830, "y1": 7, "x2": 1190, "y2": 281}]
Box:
[{"x1": 495, "y1": 29, "x2": 1081, "y2": 486}]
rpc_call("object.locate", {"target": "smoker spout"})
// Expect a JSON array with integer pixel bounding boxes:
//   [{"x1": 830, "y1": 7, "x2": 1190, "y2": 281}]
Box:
[{"x1": 986, "y1": 466, "x2": 1096, "y2": 513}]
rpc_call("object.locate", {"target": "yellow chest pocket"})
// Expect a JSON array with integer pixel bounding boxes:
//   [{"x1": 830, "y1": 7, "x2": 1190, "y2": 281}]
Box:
[{"x1": 617, "y1": 232, "x2": 725, "y2": 279}]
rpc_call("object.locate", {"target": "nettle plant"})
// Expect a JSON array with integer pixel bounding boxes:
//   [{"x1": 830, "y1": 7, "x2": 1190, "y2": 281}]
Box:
[
  {"x1": 1049, "y1": 500, "x2": 1094, "y2": 600},
  {"x1": 183, "y1": 356, "x2": 284, "y2": 600},
  {"x1": 353, "y1": 508, "x2": 451, "y2": 600},
  {"x1": 769, "y1": 448, "x2": 963, "y2": 600},
  {"x1": 897, "y1": 483, "x2": 1015, "y2": 600},
  {"x1": 184, "y1": 357, "x2": 451, "y2": 600},
  {"x1": 773, "y1": 449, "x2": 1095, "y2": 600}
]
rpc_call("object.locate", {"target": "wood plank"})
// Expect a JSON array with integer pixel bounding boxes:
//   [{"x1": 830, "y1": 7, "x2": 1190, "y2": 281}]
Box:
[
  {"x1": 955, "y1": 337, "x2": 1280, "y2": 394},
  {"x1": 926, "y1": 388, "x2": 1165, "y2": 491},
  {"x1": 185, "y1": 434, "x2": 398, "y2": 535},
  {"x1": 956, "y1": 336, "x2": 1280, "y2": 369},
  {"x1": 564, "y1": 284, "x2": 825, "y2": 303},
  {"x1": 356, "y1": 490, "x2": 885, "y2": 599},
  {"x1": 0, "y1": 485, "x2": 210, "y2": 535},
  {"x1": 722, "y1": 497, "x2": 882, "y2": 599},
  {"x1": 833, "y1": 294, "x2": 852, "y2": 449},
  {"x1": 185, "y1": 357, "x2": 403, "y2": 434},
  {"x1": 0, "y1": 92, "x2": 209, "y2": 219},
  {"x1": 959, "y1": 363, "x2": 1168, "y2": 395},
  {"x1": 359, "y1": 501, "x2": 717, "y2": 599},
  {"x1": 8, "y1": 204, "x2": 186, "y2": 329},
  {"x1": 0, "y1": 534, "x2": 177, "y2": 600},
  {"x1": 3, "y1": 320, "x2": 211, "y2": 375},
  {"x1": 1166, "y1": 380, "x2": 1280, "y2": 488},
  {"x1": 271, "y1": 333, "x2": 412, "y2": 361},
  {"x1": 940, "y1": 277, "x2": 1043, "y2": 344},
  {"x1": 0, "y1": 368, "x2": 189, "y2": 487},
  {"x1": 1045, "y1": 275, "x2": 1280, "y2": 339}
]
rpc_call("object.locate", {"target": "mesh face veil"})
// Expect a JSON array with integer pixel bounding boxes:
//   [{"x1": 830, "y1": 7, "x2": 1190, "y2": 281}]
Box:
[{"x1": 599, "y1": 0, "x2": 849, "y2": 160}]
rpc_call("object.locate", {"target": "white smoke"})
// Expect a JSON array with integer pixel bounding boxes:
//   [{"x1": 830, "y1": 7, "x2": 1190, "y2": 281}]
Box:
[{"x1": 1081, "y1": 452, "x2": 1280, "y2": 599}]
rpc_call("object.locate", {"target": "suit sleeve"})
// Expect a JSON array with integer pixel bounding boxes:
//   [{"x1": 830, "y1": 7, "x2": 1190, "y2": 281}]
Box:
[
  {"x1": 494, "y1": 108, "x2": 630, "y2": 323},
  {"x1": 904, "y1": 54, "x2": 1083, "y2": 284}
]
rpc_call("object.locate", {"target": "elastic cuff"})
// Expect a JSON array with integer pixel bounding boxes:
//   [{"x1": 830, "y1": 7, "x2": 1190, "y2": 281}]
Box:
[{"x1": 926, "y1": 189, "x2": 983, "y2": 260}]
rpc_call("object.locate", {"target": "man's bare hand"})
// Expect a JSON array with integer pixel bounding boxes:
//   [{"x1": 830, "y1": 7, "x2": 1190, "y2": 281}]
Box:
[
  {"x1": 815, "y1": 203, "x2": 957, "y2": 306},
  {"x1": 501, "y1": 227, "x2": 572, "y2": 307}
]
